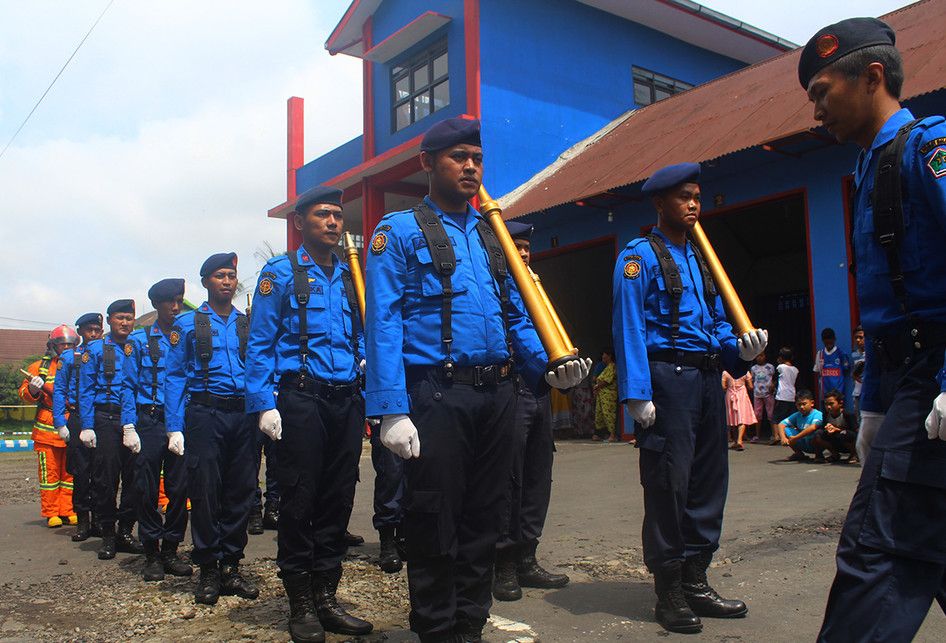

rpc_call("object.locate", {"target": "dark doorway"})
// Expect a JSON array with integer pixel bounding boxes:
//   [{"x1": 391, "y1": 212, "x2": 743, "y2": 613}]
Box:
[{"x1": 700, "y1": 193, "x2": 815, "y2": 392}]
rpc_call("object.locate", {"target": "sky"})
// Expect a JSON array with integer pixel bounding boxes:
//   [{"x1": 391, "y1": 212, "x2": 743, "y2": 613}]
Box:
[{"x1": 0, "y1": 0, "x2": 912, "y2": 329}]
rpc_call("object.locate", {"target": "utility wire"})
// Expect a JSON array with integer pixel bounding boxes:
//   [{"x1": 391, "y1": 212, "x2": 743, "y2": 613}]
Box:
[
  {"x1": 0, "y1": 316, "x2": 61, "y2": 327},
  {"x1": 0, "y1": 0, "x2": 117, "y2": 162}
]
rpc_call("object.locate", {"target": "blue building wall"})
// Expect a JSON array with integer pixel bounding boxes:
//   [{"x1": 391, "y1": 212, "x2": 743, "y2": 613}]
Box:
[
  {"x1": 479, "y1": 0, "x2": 746, "y2": 197},
  {"x1": 295, "y1": 134, "x2": 363, "y2": 192}
]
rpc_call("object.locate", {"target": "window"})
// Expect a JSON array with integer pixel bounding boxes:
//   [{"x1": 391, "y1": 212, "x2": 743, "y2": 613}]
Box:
[
  {"x1": 391, "y1": 41, "x2": 449, "y2": 132},
  {"x1": 632, "y1": 66, "x2": 692, "y2": 106}
]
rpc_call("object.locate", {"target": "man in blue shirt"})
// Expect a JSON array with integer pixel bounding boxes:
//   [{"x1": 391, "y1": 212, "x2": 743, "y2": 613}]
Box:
[
  {"x1": 612, "y1": 162, "x2": 767, "y2": 633},
  {"x1": 53, "y1": 312, "x2": 103, "y2": 542},
  {"x1": 365, "y1": 117, "x2": 590, "y2": 643},
  {"x1": 121, "y1": 278, "x2": 192, "y2": 582},
  {"x1": 798, "y1": 17, "x2": 946, "y2": 641},
  {"x1": 245, "y1": 185, "x2": 373, "y2": 642},
  {"x1": 165, "y1": 253, "x2": 257, "y2": 606},
  {"x1": 78, "y1": 299, "x2": 144, "y2": 560}
]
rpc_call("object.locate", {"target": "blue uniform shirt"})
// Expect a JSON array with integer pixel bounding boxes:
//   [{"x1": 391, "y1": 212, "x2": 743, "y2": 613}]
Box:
[
  {"x1": 164, "y1": 303, "x2": 247, "y2": 432},
  {"x1": 364, "y1": 196, "x2": 547, "y2": 417},
  {"x1": 245, "y1": 248, "x2": 364, "y2": 413},
  {"x1": 78, "y1": 335, "x2": 131, "y2": 430},
  {"x1": 52, "y1": 345, "x2": 86, "y2": 428},
  {"x1": 612, "y1": 228, "x2": 738, "y2": 402},
  {"x1": 853, "y1": 109, "x2": 946, "y2": 410},
  {"x1": 120, "y1": 325, "x2": 171, "y2": 428}
]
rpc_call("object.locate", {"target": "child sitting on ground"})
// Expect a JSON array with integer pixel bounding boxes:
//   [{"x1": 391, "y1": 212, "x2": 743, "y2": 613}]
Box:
[
  {"x1": 812, "y1": 389, "x2": 860, "y2": 464},
  {"x1": 778, "y1": 389, "x2": 824, "y2": 462}
]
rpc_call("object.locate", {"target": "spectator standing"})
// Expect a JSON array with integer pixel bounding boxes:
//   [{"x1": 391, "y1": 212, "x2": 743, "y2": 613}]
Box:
[
  {"x1": 813, "y1": 328, "x2": 850, "y2": 405},
  {"x1": 749, "y1": 352, "x2": 776, "y2": 442},
  {"x1": 850, "y1": 326, "x2": 866, "y2": 415},
  {"x1": 592, "y1": 348, "x2": 618, "y2": 442},
  {"x1": 771, "y1": 347, "x2": 799, "y2": 444},
  {"x1": 722, "y1": 371, "x2": 756, "y2": 450}
]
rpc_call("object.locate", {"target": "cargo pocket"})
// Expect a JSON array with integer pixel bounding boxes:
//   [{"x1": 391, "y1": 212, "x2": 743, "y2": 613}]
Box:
[
  {"x1": 403, "y1": 489, "x2": 445, "y2": 558},
  {"x1": 858, "y1": 449, "x2": 946, "y2": 561},
  {"x1": 278, "y1": 471, "x2": 314, "y2": 522},
  {"x1": 185, "y1": 452, "x2": 204, "y2": 499}
]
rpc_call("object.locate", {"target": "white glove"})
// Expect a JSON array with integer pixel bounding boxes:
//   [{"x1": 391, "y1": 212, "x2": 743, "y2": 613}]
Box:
[
  {"x1": 380, "y1": 414, "x2": 420, "y2": 459},
  {"x1": 259, "y1": 408, "x2": 282, "y2": 441},
  {"x1": 28, "y1": 375, "x2": 45, "y2": 395},
  {"x1": 856, "y1": 411, "x2": 885, "y2": 463},
  {"x1": 122, "y1": 424, "x2": 141, "y2": 454},
  {"x1": 738, "y1": 329, "x2": 769, "y2": 361},
  {"x1": 57, "y1": 426, "x2": 70, "y2": 442},
  {"x1": 167, "y1": 431, "x2": 185, "y2": 456},
  {"x1": 626, "y1": 400, "x2": 657, "y2": 429},
  {"x1": 79, "y1": 429, "x2": 97, "y2": 448},
  {"x1": 925, "y1": 392, "x2": 946, "y2": 441},
  {"x1": 359, "y1": 358, "x2": 366, "y2": 374},
  {"x1": 545, "y1": 357, "x2": 593, "y2": 390}
]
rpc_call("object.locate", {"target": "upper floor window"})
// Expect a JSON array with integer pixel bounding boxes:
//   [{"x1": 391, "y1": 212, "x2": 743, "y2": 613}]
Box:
[
  {"x1": 632, "y1": 66, "x2": 692, "y2": 106},
  {"x1": 392, "y1": 41, "x2": 449, "y2": 132}
]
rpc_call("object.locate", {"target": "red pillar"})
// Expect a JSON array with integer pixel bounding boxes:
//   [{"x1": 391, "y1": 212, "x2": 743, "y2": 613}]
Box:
[
  {"x1": 362, "y1": 17, "x2": 375, "y2": 161},
  {"x1": 286, "y1": 96, "x2": 305, "y2": 252},
  {"x1": 362, "y1": 178, "x2": 384, "y2": 249}
]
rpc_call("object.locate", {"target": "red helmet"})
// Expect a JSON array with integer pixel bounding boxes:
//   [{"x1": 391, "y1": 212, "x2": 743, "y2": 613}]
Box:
[{"x1": 49, "y1": 324, "x2": 80, "y2": 347}]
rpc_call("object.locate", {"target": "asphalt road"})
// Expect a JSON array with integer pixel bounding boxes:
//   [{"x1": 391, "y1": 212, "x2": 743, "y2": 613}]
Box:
[{"x1": 1, "y1": 441, "x2": 944, "y2": 641}]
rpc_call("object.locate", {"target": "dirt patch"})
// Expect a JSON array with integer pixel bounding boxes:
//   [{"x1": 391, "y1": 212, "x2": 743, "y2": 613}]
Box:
[{"x1": 0, "y1": 452, "x2": 38, "y2": 506}]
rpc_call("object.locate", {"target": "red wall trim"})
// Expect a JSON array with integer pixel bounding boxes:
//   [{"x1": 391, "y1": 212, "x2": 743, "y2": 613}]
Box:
[
  {"x1": 287, "y1": 97, "x2": 305, "y2": 251},
  {"x1": 841, "y1": 175, "x2": 859, "y2": 328},
  {"x1": 362, "y1": 16, "x2": 375, "y2": 160},
  {"x1": 326, "y1": 133, "x2": 424, "y2": 187},
  {"x1": 463, "y1": 0, "x2": 481, "y2": 118},
  {"x1": 326, "y1": 0, "x2": 363, "y2": 53},
  {"x1": 653, "y1": 0, "x2": 789, "y2": 52}
]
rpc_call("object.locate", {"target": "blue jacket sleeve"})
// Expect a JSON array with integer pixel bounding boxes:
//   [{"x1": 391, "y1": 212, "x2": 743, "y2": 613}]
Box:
[
  {"x1": 613, "y1": 251, "x2": 651, "y2": 402},
  {"x1": 245, "y1": 268, "x2": 284, "y2": 413},
  {"x1": 714, "y1": 297, "x2": 743, "y2": 377},
  {"x1": 506, "y1": 274, "x2": 548, "y2": 391},
  {"x1": 52, "y1": 351, "x2": 71, "y2": 428},
  {"x1": 365, "y1": 221, "x2": 409, "y2": 417},
  {"x1": 121, "y1": 336, "x2": 140, "y2": 427},
  {"x1": 79, "y1": 345, "x2": 98, "y2": 430},
  {"x1": 164, "y1": 322, "x2": 189, "y2": 433}
]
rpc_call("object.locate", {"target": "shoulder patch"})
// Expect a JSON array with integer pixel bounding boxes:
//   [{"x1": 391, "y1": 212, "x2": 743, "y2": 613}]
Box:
[
  {"x1": 920, "y1": 137, "x2": 946, "y2": 156},
  {"x1": 169, "y1": 330, "x2": 181, "y2": 346},
  {"x1": 258, "y1": 278, "x2": 274, "y2": 296},
  {"x1": 371, "y1": 232, "x2": 388, "y2": 255},
  {"x1": 124, "y1": 343, "x2": 134, "y2": 357},
  {"x1": 926, "y1": 147, "x2": 946, "y2": 179},
  {"x1": 377, "y1": 224, "x2": 392, "y2": 232},
  {"x1": 81, "y1": 352, "x2": 91, "y2": 364},
  {"x1": 624, "y1": 255, "x2": 642, "y2": 279}
]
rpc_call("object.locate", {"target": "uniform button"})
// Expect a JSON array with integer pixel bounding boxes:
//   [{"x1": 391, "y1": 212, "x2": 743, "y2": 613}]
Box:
[
  {"x1": 396, "y1": 400, "x2": 402, "y2": 407},
  {"x1": 382, "y1": 402, "x2": 389, "y2": 409},
  {"x1": 433, "y1": 392, "x2": 443, "y2": 401}
]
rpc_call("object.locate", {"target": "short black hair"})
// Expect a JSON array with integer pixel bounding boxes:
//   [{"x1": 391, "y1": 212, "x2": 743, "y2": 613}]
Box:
[
  {"x1": 824, "y1": 389, "x2": 845, "y2": 404},
  {"x1": 852, "y1": 324, "x2": 864, "y2": 335},
  {"x1": 795, "y1": 389, "x2": 815, "y2": 402},
  {"x1": 779, "y1": 347, "x2": 793, "y2": 362},
  {"x1": 828, "y1": 44, "x2": 904, "y2": 99},
  {"x1": 602, "y1": 347, "x2": 615, "y2": 359},
  {"x1": 822, "y1": 327, "x2": 836, "y2": 340}
]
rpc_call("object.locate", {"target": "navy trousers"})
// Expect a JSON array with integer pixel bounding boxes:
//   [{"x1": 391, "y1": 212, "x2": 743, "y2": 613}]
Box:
[
  {"x1": 135, "y1": 410, "x2": 187, "y2": 545},
  {"x1": 184, "y1": 403, "x2": 256, "y2": 565},
  {"x1": 253, "y1": 429, "x2": 280, "y2": 511},
  {"x1": 819, "y1": 342, "x2": 946, "y2": 642},
  {"x1": 370, "y1": 420, "x2": 405, "y2": 530},
  {"x1": 402, "y1": 370, "x2": 516, "y2": 639},
  {"x1": 636, "y1": 362, "x2": 728, "y2": 572},
  {"x1": 274, "y1": 385, "x2": 364, "y2": 575},
  {"x1": 497, "y1": 381, "x2": 554, "y2": 554},
  {"x1": 66, "y1": 412, "x2": 94, "y2": 515},
  {"x1": 92, "y1": 407, "x2": 137, "y2": 531}
]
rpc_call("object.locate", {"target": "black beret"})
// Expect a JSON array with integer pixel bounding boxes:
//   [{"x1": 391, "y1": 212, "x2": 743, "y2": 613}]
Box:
[
  {"x1": 106, "y1": 299, "x2": 135, "y2": 316},
  {"x1": 506, "y1": 221, "x2": 533, "y2": 240},
  {"x1": 295, "y1": 185, "x2": 343, "y2": 214},
  {"x1": 642, "y1": 162, "x2": 701, "y2": 196},
  {"x1": 200, "y1": 252, "x2": 238, "y2": 277},
  {"x1": 75, "y1": 312, "x2": 102, "y2": 328},
  {"x1": 148, "y1": 278, "x2": 185, "y2": 303},
  {"x1": 420, "y1": 117, "x2": 481, "y2": 153},
  {"x1": 798, "y1": 17, "x2": 895, "y2": 88}
]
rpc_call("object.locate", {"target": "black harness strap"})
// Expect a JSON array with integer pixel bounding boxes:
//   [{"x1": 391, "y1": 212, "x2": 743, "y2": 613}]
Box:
[
  {"x1": 103, "y1": 342, "x2": 116, "y2": 399},
  {"x1": 73, "y1": 348, "x2": 82, "y2": 403},
  {"x1": 146, "y1": 326, "x2": 162, "y2": 406},
  {"x1": 194, "y1": 312, "x2": 213, "y2": 388},
  {"x1": 236, "y1": 315, "x2": 248, "y2": 362},
  {"x1": 340, "y1": 269, "x2": 361, "y2": 359},
  {"x1": 475, "y1": 220, "x2": 513, "y2": 355},
  {"x1": 413, "y1": 203, "x2": 457, "y2": 368},
  {"x1": 689, "y1": 238, "x2": 719, "y2": 325},
  {"x1": 287, "y1": 251, "x2": 311, "y2": 371}
]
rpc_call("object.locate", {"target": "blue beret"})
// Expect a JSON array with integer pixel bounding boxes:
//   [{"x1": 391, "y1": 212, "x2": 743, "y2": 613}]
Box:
[
  {"x1": 295, "y1": 185, "x2": 343, "y2": 214},
  {"x1": 200, "y1": 252, "x2": 238, "y2": 277},
  {"x1": 148, "y1": 278, "x2": 185, "y2": 303},
  {"x1": 506, "y1": 221, "x2": 533, "y2": 240},
  {"x1": 75, "y1": 312, "x2": 102, "y2": 328},
  {"x1": 420, "y1": 117, "x2": 481, "y2": 153},
  {"x1": 641, "y1": 162, "x2": 701, "y2": 196},
  {"x1": 106, "y1": 299, "x2": 135, "y2": 316},
  {"x1": 798, "y1": 18, "x2": 895, "y2": 88}
]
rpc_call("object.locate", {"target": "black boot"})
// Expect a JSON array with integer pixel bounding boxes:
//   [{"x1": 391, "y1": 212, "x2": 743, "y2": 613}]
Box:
[
  {"x1": 653, "y1": 561, "x2": 702, "y2": 634},
  {"x1": 281, "y1": 572, "x2": 325, "y2": 643},
  {"x1": 312, "y1": 567, "x2": 373, "y2": 635},
  {"x1": 344, "y1": 530, "x2": 364, "y2": 547},
  {"x1": 161, "y1": 541, "x2": 193, "y2": 577},
  {"x1": 142, "y1": 541, "x2": 165, "y2": 581},
  {"x1": 98, "y1": 525, "x2": 117, "y2": 560},
  {"x1": 247, "y1": 505, "x2": 264, "y2": 535},
  {"x1": 116, "y1": 525, "x2": 144, "y2": 554},
  {"x1": 89, "y1": 514, "x2": 102, "y2": 538},
  {"x1": 221, "y1": 563, "x2": 259, "y2": 599},
  {"x1": 455, "y1": 615, "x2": 486, "y2": 643},
  {"x1": 681, "y1": 552, "x2": 748, "y2": 618},
  {"x1": 262, "y1": 505, "x2": 279, "y2": 530},
  {"x1": 378, "y1": 526, "x2": 403, "y2": 573},
  {"x1": 71, "y1": 512, "x2": 91, "y2": 542},
  {"x1": 492, "y1": 550, "x2": 522, "y2": 601},
  {"x1": 517, "y1": 541, "x2": 569, "y2": 589},
  {"x1": 195, "y1": 563, "x2": 221, "y2": 605}
]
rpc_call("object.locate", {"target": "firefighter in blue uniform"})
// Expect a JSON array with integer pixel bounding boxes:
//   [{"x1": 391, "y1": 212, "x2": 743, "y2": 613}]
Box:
[
  {"x1": 612, "y1": 163, "x2": 767, "y2": 634},
  {"x1": 53, "y1": 312, "x2": 103, "y2": 541},
  {"x1": 365, "y1": 117, "x2": 591, "y2": 643},
  {"x1": 796, "y1": 18, "x2": 946, "y2": 641},
  {"x1": 493, "y1": 221, "x2": 569, "y2": 602},
  {"x1": 78, "y1": 300, "x2": 145, "y2": 560},
  {"x1": 245, "y1": 185, "x2": 373, "y2": 642},
  {"x1": 121, "y1": 279, "x2": 192, "y2": 582},
  {"x1": 165, "y1": 253, "x2": 258, "y2": 606}
]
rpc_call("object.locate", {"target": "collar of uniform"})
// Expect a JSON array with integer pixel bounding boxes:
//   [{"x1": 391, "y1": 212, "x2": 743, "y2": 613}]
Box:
[
  {"x1": 868, "y1": 107, "x2": 915, "y2": 152},
  {"x1": 197, "y1": 301, "x2": 243, "y2": 323},
  {"x1": 652, "y1": 226, "x2": 692, "y2": 254},
  {"x1": 422, "y1": 195, "x2": 481, "y2": 232},
  {"x1": 149, "y1": 324, "x2": 167, "y2": 338},
  {"x1": 297, "y1": 246, "x2": 342, "y2": 283},
  {"x1": 103, "y1": 334, "x2": 124, "y2": 347}
]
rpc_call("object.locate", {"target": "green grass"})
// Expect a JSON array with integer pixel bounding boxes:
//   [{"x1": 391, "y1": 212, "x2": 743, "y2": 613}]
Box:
[{"x1": 0, "y1": 420, "x2": 32, "y2": 438}]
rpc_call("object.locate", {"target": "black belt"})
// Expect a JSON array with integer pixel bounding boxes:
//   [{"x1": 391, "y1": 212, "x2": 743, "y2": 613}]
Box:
[
  {"x1": 873, "y1": 321, "x2": 946, "y2": 370},
  {"x1": 137, "y1": 404, "x2": 165, "y2": 418},
  {"x1": 189, "y1": 391, "x2": 245, "y2": 412},
  {"x1": 408, "y1": 361, "x2": 514, "y2": 387},
  {"x1": 94, "y1": 402, "x2": 122, "y2": 415},
  {"x1": 278, "y1": 373, "x2": 360, "y2": 399},
  {"x1": 649, "y1": 350, "x2": 721, "y2": 371}
]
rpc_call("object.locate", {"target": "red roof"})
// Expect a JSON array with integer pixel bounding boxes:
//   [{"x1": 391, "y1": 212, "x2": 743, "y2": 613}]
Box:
[
  {"x1": 0, "y1": 330, "x2": 49, "y2": 364},
  {"x1": 502, "y1": 0, "x2": 946, "y2": 218}
]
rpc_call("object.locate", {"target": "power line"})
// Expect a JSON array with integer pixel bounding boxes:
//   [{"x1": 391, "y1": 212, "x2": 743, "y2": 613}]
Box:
[
  {"x1": 0, "y1": 0, "x2": 117, "y2": 162},
  {"x1": 0, "y1": 316, "x2": 61, "y2": 327}
]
